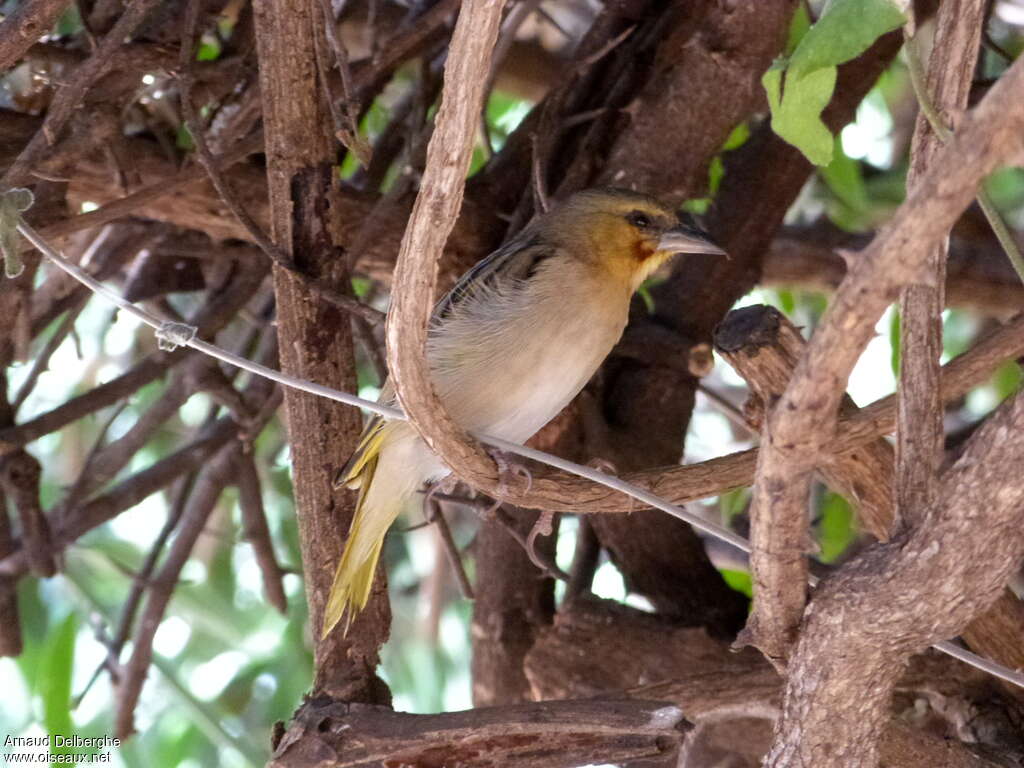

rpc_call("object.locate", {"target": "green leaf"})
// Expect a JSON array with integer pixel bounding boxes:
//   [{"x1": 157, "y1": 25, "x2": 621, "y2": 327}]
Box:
[
  {"x1": 196, "y1": 35, "x2": 222, "y2": 61},
  {"x1": 992, "y1": 360, "x2": 1022, "y2": 402},
  {"x1": 54, "y1": 4, "x2": 84, "y2": 36},
  {"x1": 176, "y1": 123, "x2": 195, "y2": 151},
  {"x1": 785, "y1": 3, "x2": 812, "y2": 55},
  {"x1": 720, "y1": 569, "x2": 753, "y2": 599},
  {"x1": 718, "y1": 488, "x2": 750, "y2": 523},
  {"x1": 39, "y1": 612, "x2": 78, "y2": 759},
  {"x1": 817, "y1": 492, "x2": 856, "y2": 563},
  {"x1": 681, "y1": 198, "x2": 711, "y2": 215},
  {"x1": 763, "y1": 0, "x2": 905, "y2": 166},
  {"x1": 636, "y1": 281, "x2": 656, "y2": 314},
  {"x1": 721, "y1": 121, "x2": 751, "y2": 151},
  {"x1": 775, "y1": 289, "x2": 796, "y2": 316},
  {"x1": 820, "y1": 137, "x2": 870, "y2": 225},
  {"x1": 763, "y1": 65, "x2": 837, "y2": 166},
  {"x1": 888, "y1": 307, "x2": 901, "y2": 378},
  {"x1": 789, "y1": 0, "x2": 906, "y2": 81}
]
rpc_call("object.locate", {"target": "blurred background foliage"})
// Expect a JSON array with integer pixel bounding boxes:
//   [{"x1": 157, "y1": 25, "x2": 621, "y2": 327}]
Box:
[{"x1": 0, "y1": 0, "x2": 1023, "y2": 765}]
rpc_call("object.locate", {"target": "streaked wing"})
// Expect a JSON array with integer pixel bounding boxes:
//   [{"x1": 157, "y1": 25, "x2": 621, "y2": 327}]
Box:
[
  {"x1": 433, "y1": 224, "x2": 557, "y2": 320},
  {"x1": 339, "y1": 224, "x2": 558, "y2": 478}
]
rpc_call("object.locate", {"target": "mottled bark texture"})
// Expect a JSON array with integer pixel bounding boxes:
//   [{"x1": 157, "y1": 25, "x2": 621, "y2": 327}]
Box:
[
  {"x1": 766, "y1": 387, "x2": 1024, "y2": 768},
  {"x1": 744, "y1": 50, "x2": 1024, "y2": 668},
  {"x1": 252, "y1": 0, "x2": 388, "y2": 701},
  {"x1": 268, "y1": 694, "x2": 689, "y2": 768},
  {"x1": 896, "y1": 0, "x2": 985, "y2": 533},
  {"x1": 718, "y1": 305, "x2": 1024, "y2": 700}
]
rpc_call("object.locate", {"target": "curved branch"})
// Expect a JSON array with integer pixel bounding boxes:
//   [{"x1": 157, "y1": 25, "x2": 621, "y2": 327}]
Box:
[{"x1": 385, "y1": 0, "x2": 511, "y2": 494}]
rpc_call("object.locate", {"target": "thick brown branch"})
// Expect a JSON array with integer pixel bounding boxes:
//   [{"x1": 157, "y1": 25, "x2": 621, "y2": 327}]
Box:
[
  {"x1": 767, "y1": 387, "x2": 1024, "y2": 767},
  {"x1": 745, "y1": 52, "x2": 1024, "y2": 665},
  {"x1": 253, "y1": 0, "x2": 387, "y2": 700},
  {"x1": 268, "y1": 695, "x2": 690, "y2": 768},
  {"x1": 715, "y1": 305, "x2": 895, "y2": 537},
  {"x1": 525, "y1": 601, "x2": 1016, "y2": 767},
  {"x1": 716, "y1": 305, "x2": 1024, "y2": 699},
  {"x1": 0, "y1": 0, "x2": 69, "y2": 71}
]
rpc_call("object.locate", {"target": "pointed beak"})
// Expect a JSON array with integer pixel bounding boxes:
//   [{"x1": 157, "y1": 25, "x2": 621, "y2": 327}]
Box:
[{"x1": 657, "y1": 227, "x2": 727, "y2": 257}]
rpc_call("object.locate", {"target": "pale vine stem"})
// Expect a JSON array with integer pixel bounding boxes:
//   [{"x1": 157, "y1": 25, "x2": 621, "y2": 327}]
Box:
[
  {"x1": 904, "y1": 32, "x2": 1024, "y2": 285},
  {"x1": 13, "y1": 216, "x2": 1024, "y2": 691}
]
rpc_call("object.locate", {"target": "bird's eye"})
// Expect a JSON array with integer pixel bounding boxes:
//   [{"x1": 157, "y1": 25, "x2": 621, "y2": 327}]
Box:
[{"x1": 627, "y1": 211, "x2": 653, "y2": 229}]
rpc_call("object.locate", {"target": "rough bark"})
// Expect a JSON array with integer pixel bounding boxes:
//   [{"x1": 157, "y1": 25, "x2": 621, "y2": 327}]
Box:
[
  {"x1": 252, "y1": 0, "x2": 388, "y2": 701},
  {"x1": 717, "y1": 305, "x2": 1024, "y2": 702},
  {"x1": 524, "y1": 600, "x2": 1018, "y2": 768},
  {"x1": 715, "y1": 305, "x2": 895, "y2": 537},
  {"x1": 897, "y1": 0, "x2": 985, "y2": 532},
  {"x1": 766, "y1": 387, "x2": 1024, "y2": 767},
  {"x1": 268, "y1": 694, "x2": 690, "y2": 768},
  {"x1": 744, "y1": 52, "x2": 1024, "y2": 666}
]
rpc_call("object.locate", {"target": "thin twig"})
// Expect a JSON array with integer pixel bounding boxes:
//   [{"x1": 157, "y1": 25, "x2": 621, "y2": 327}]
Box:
[
  {"x1": 236, "y1": 452, "x2": 288, "y2": 614},
  {"x1": 12, "y1": 294, "x2": 88, "y2": 411},
  {"x1": 904, "y1": 32, "x2": 1024, "y2": 285},
  {"x1": 114, "y1": 443, "x2": 237, "y2": 739},
  {"x1": 315, "y1": 0, "x2": 372, "y2": 166},
  {"x1": 425, "y1": 497, "x2": 474, "y2": 600},
  {"x1": 696, "y1": 382, "x2": 756, "y2": 436}
]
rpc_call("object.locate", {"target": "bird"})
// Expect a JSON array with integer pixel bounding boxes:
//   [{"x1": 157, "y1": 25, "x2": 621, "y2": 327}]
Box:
[{"x1": 323, "y1": 187, "x2": 726, "y2": 636}]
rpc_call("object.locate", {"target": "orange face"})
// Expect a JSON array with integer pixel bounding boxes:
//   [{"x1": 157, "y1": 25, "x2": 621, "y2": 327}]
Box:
[{"x1": 542, "y1": 189, "x2": 724, "y2": 291}]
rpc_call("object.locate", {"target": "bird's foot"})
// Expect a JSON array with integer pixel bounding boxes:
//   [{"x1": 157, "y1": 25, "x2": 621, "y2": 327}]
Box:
[
  {"x1": 480, "y1": 448, "x2": 532, "y2": 519},
  {"x1": 587, "y1": 456, "x2": 618, "y2": 475},
  {"x1": 525, "y1": 510, "x2": 556, "y2": 572}
]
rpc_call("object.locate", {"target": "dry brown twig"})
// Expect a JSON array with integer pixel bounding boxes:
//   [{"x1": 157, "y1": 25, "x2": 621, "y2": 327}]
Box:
[
  {"x1": 114, "y1": 442, "x2": 240, "y2": 739},
  {"x1": 236, "y1": 451, "x2": 289, "y2": 614},
  {"x1": 896, "y1": 0, "x2": 985, "y2": 534},
  {"x1": 1, "y1": 0, "x2": 165, "y2": 187}
]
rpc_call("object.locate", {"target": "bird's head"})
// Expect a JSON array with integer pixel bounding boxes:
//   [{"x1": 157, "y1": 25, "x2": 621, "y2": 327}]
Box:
[{"x1": 539, "y1": 188, "x2": 727, "y2": 292}]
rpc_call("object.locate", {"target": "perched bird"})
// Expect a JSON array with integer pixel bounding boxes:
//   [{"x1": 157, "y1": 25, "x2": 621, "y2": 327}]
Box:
[{"x1": 324, "y1": 187, "x2": 725, "y2": 636}]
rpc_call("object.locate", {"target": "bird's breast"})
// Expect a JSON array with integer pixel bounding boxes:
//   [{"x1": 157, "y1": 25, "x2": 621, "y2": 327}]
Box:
[{"x1": 427, "y1": 277, "x2": 628, "y2": 444}]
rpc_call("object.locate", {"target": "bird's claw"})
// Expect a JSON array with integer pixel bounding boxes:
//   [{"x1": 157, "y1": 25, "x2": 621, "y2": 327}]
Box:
[
  {"x1": 525, "y1": 510, "x2": 556, "y2": 572},
  {"x1": 489, "y1": 447, "x2": 533, "y2": 493}
]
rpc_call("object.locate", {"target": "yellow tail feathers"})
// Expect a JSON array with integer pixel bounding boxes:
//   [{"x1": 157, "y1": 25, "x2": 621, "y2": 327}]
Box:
[
  {"x1": 322, "y1": 419, "x2": 426, "y2": 638},
  {"x1": 322, "y1": 519, "x2": 386, "y2": 637}
]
